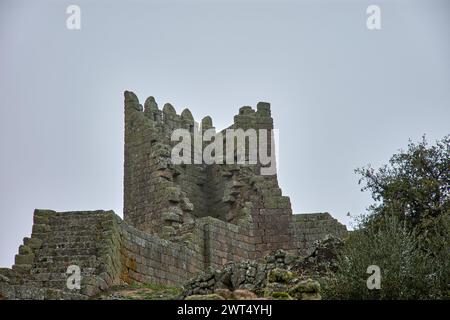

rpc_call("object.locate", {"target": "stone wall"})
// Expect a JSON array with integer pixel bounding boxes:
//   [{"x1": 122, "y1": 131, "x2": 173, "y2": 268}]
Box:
[
  {"x1": 0, "y1": 209, "x2": 123, "y2": 299},
  {"x1": 122, "y1": 91, "x2": 297, "y2": 260},
  {"x1": 292, "y1": 213, "x2": 348, "y2": 255},
  {"x1": 200, "y1": 217, "x2": 256, "y2": 269},
  {"x1": 1, "y1": 210, "x2": 205, "y2": 298},
  {"x1": 1, "y1": 209, "x2": 347, "y2": 299},
  {"x1": 119, "y1": 219, "x2": 205, "y2": 286}
]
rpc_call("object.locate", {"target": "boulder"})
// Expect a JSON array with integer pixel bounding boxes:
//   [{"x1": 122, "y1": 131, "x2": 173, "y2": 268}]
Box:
[
  {"x1": 267, "y1": 268, "x2": 294, "y2": 284},
  {"x1": 289, "y1": 279, "x2": 321, "y2": 300}
]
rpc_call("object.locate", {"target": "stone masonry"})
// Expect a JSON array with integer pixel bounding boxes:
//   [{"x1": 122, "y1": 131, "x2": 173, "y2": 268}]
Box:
[{"x1": 0, "y1": 92, "x2": 347, "y2": 299}]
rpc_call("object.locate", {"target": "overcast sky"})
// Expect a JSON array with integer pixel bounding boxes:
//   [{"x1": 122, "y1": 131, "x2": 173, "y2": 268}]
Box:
[{"x1": 1, "y1": 0, "x2": 449, "y2": 267}]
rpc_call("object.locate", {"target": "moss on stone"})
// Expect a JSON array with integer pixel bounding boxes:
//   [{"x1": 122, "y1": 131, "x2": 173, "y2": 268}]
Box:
[
  {"x1": 289, "y1": 279, "x2": 321, "y2": 299},
  {"x1": 267, "y1": 268, "x2": 294, "y2": 284},
  {"x1": 271, "y1": 291, "x2": 293, "y2": 300}
]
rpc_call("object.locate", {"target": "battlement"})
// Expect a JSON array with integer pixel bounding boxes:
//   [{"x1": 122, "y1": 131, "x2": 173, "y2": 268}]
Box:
[{"x1": 124, "y1": 91, "x2": 273, "y2": 134}]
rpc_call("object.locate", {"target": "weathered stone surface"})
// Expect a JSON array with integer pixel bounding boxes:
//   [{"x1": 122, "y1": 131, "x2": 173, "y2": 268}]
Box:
[
  {"x1": 12, "y1": 264, "x2": 32, "y2": 274},
  {"x1": 264, "y1": 282, "x2": 289, "y2": 297},
  {"x1": 24, "y1": 237, "x2": 42, "y2": 250},
  {"x1": 18, "y1": 245, "x2": 32, "y2": 255},
  {"x1": 180, "y1": 198, "x2": 194, "y2": 211},
  {"x1": 14, "y1": 254, "x2": 34, "y2": 265},
  {"x1": 162, "y1": 211, "x2": 182, "y2": 223}
]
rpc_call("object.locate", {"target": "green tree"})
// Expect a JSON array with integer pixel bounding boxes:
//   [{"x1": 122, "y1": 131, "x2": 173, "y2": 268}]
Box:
[
  {"x1": 355, "y1": 135, "x2": 449, "y2": 237},
  {"x1": 325, "y1": 135, "x2": 450, "y2": 299}
]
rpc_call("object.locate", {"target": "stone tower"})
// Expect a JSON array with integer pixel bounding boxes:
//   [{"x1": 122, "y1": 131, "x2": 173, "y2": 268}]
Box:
[{"x1": 123, "y1": 91, "x2": 295, "y2": 257}]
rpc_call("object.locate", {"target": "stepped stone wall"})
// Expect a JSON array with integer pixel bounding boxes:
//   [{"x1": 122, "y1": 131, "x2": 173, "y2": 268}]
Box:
[
  {"x1": 0, "y1": 210, "x2": 122, "y2": 299},
  {"x1": 0, "y1": 92, "x2": 348, "y2": 299}
]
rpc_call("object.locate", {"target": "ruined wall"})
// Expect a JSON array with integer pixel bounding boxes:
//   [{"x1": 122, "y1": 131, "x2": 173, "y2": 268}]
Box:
[
  {"x1": 0, "y1": 210, "x2": 206, "y2": 299},
  {"x1": 123, "y1": 92, "x2": 294, "y2": 256},
  {"x1": 292, "y1": 213, "x2": 348, "y2": 255},
  {"x1": 1, "y1": 209, "x2": 262, "y2": 298},
  {"x1": 1, "y1": 92, "x2": 349, "y2": 299},
  {"x1": 0, "y1": 210, "x2": 123, "y2": 299},
  {"x1": 1, "y1": 209, "x2": 347, "y2": 299}
]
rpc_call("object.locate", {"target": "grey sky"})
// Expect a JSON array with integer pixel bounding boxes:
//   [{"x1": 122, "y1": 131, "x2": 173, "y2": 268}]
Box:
[{"x1": 0, "y1": 0, "x2": 449, "y2": 267}]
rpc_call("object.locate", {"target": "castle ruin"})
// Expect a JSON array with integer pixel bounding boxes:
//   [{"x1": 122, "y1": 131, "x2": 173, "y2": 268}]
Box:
[{"x1": 0, "y1": 91, "x2": 347, "y2": 299}]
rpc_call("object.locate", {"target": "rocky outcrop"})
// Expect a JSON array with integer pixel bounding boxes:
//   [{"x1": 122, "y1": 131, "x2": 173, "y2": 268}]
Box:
[
  {"x1": 292, "y1": 234, "x2": 345, "y2": 277},
  {"x1": 182, "y1": 249, "x2": 324, "y2": 300}
]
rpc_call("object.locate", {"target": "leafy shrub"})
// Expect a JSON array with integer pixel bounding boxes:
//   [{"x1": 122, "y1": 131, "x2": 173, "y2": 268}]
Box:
[{"x1": 323, "y1": 215, "x2": 449, "y2": 299}]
